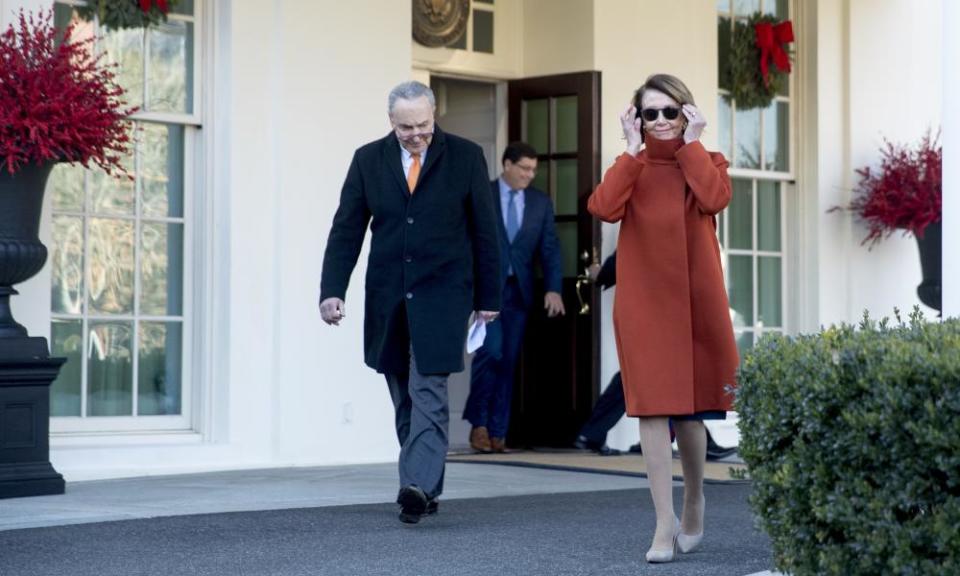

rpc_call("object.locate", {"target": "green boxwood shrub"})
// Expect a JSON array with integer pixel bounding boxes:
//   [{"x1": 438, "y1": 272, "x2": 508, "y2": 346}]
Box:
[{"x1": 736, "y1": 310, "x2": 960, "y2": 575}]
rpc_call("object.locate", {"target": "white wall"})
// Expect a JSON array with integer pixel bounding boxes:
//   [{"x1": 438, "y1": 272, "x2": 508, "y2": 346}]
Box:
[{"x1": 814, "y1": 0, "x2": 943, "y2": 326}]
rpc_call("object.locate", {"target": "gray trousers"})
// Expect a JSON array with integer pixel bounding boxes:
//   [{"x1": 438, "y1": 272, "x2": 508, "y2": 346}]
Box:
[{"x1": 384, "y1": 346, "x2": 449, "y2": 500}]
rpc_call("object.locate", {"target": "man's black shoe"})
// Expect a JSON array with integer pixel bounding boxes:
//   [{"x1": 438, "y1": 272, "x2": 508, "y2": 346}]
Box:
[
  {"x1": 574, "y1": 435, "x2": 622, "y2": 456},
  {"x1": 706, "y1": 432, "x2": 737, "y2": 461},
  {"x1": 397, "y1": 485, "x2": 428, "y2": 524},
  {"x1": 426, "y1": 498, "x2": 439, "y2": 515},
  {"x1": 628, "y1": 442, "x2": 643, "y2": 454}
]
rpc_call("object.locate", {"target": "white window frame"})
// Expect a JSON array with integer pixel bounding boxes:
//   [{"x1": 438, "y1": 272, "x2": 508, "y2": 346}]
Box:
[
  {"x1": 50, "y1": 0, "x2": 204, "y2": 435},
  {"x1": 717, "y1": 0, "x2": 796, "y2": 346}
]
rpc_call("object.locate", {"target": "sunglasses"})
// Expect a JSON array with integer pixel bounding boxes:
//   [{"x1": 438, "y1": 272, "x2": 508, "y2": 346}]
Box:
[{"x1": 639, "y1": 107, "x2": 681, "y2": 122}]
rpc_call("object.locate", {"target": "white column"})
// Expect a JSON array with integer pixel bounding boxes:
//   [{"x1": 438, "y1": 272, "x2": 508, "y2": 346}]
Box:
[{"x1": 944, "y1": 0, "x2": 959, "y2": 319}]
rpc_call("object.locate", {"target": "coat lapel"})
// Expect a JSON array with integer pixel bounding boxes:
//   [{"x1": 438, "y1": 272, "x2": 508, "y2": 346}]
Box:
[
  {"x1": 419, "y1": 126, "x2": 447, "y2": 185},
  {"x1": 383, "y1": 134, "x2": 409, "y2": 198},
  {"x1": 490, "y1": 182, "x2": 510, "y2": 245}
]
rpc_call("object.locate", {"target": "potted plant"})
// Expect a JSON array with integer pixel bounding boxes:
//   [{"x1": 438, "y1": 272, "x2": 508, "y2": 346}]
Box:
[
  {"x1": 840, "y1": 132, "x2": 942, "y2": 312},
  {"x1": 0, "y1": 9, "x2": 133, "y2": 341}
]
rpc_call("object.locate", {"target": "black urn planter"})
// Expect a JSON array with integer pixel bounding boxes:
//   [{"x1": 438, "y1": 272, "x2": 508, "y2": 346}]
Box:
[
  {"x1": 915, "y1": 221, "x2": 942, "y2": 313},
  {"x1": 0, "y1": 163, "x2": 66, "y2": 499}
]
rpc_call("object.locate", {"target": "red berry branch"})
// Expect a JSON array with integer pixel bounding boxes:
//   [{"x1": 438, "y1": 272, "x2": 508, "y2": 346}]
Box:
[
  {"x1": 845, "y1": 131, "x2": 942, "y2": 246},
  {"x1": 0, "y1": 10, "x2": 135, "y2": 176}
]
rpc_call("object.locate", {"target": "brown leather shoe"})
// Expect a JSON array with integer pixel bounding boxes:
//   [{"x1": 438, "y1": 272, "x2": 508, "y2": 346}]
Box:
[
  {"x1": 490, "y1": 437, "x2": 506, "y2": 453},
  {"x1": 470, "y1": 426, "x2": 492, "y2": 453}
]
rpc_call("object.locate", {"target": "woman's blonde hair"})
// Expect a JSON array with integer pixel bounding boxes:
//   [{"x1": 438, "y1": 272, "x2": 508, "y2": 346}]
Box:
[{"x1": 632, "y1": 74, "x2": 696, "y2": 142}]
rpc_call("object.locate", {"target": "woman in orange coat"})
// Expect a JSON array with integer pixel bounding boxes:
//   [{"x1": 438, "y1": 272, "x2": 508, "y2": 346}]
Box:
[{"x1": 587, "y1": 74, "x2": 739, "y2": 563}]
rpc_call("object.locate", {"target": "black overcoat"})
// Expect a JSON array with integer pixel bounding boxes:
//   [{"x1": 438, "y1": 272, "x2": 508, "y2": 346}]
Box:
[{"x1": 320, "y1": 126, "x2": 501, "y2": 374}]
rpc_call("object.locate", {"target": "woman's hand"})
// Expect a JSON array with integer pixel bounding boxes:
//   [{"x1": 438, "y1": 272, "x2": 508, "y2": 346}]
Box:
[
  {"x1": 621, "y1": 104, "x2": 644, "y2": 156},
  {"x1": 682, "y1": 104, "x2": 706, "y2": 144}
]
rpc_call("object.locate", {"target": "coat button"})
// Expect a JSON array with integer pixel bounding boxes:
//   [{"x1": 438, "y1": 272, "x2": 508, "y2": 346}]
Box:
[
  {"x1": 405, "y1": 256, "x2": 412, "y2": 263},
  {"x1": 407, "y1": 217, "x2": 414, "y2": 224},
  {"x1": 406, "y1": 292, "x2": 413, "y2": 300}
]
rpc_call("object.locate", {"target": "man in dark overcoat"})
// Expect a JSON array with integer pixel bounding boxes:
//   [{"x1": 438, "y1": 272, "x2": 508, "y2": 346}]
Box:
[{"x1": 319, "y1": 81, "x2": 501, "y2": 524}]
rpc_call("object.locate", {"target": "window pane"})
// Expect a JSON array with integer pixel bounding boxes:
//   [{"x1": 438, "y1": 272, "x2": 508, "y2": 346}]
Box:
[
  {"x1": 141, "y1": 123, "x2": 185, "y2": 218},
  {"x1": 734, "y1": 0, "x2": 760, "y2": 16},
  {"x1": 90, "y1": 149, "x2": 135, "y2": 216},
  {"x1": 87, "y1": 321, "x2": 134, "y2": 416},
  {"x1": 763, "y1": 101, "x2": 789, "y2": 171},
  {"x1": 102, "y1": 27, "x2": 145, "y2": 109},
  {"x1": 757, "y1": 180, "x2": 781, "y2": 251},
  {"x1": 50, "y1": 319, "x2": 83, "y2": 417},
  {"x1": 50, "y1": 163, "x2": 85, "y2": 211},
  {"x1": 472, "y1": 9, "x2": 493, "y2": 54},
  {"x1": 764, "y1": 0, "x2": 789, "y2": 19},
  {"x1": 523, "y1": 99, "x2": 549, "y2": 155},
  {"x1": 554, "y1": 160, "x2": 578, "y2": 216},
  {"x1": 735, "y1": 106, "x2": 761, "y2": 169},
  {"x1": 728, "y1": 255, "x2": 753, "y2": 328},
  {"x1": 717, "y1": 94, "x2": 733, "y2": 162},
  {"x1": 88, "y1": 218, "x2": 135, "y2": 315},
  {"x1": 728, "y1": 179, "x2": 753, "y2": 250},
  {"x1": 138, "y1": 322, "x2": 182, "y2": 415},
  {"x1": 450, "y1": 28, "x2": 467, "y2": 50},
  {"x1": 554, "y1": 96, "x2": 578, "y2": 153},
  {"x1": 555, "y1": 221, "x2": 578, "y2": 278},
  {"x1": 51, "y1": 216, "x2": 85, "y2": 315},
  {"x1": 736, "y1": 331, "x2": 754, "y2": 360},
  {"x1": 170, "y1": 0, "x2": 195, "y2": 15},
  {"x1": 758, "y1": 256, "x2": 782, "y2": 328},
  {"x1": 147, "y1": 21, "x2": 194, "y2": 113},
  {"x1": 718, "y1": 18, "x2": 732, "y2": 91},
  {"x1": 717, "y1": 0, "x2": 731, "y2": 13},
  {"x1": 141, "y1": 222, "x2": 184, "y2": 316}
]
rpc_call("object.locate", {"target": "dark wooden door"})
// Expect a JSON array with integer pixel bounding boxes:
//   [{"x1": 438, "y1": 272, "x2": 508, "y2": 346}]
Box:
[{"x1": 506, "y1": 71, "x2": 602, "y2": 448}]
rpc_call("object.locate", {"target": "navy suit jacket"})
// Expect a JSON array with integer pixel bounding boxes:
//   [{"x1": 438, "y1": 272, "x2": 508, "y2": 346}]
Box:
[{"x1": 492, "y1": 180, "x2": 563, "y2": 308}]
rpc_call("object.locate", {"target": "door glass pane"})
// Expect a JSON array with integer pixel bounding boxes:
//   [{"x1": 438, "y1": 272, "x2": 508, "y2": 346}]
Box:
[
  {"x1": 523, "y1": 99, "x2": 549, "y2": 155},
  {"x1": 102, "y1": 27, "x2": 145, "y2": 109},
  {"x1": 555, "y1": 222, "x2": 578, "y2": 278},
  {"x1": 472, "y1": 9, "x2": 493, "y2": 54},
  {"x1": 758, "y1": 256, "x2": 782, "y2": 328},
  {"x1": 718, "y1": 19, "x2": 732, "y2": 91},
  {"x1": 763, "y1": 101, "x2": 789, "y2": 171},
  {"x1": 735, "y1": 106, "x2": 761, "y2": 169},
  {"x1": 87, "y1": 321, "x2": 134, "y2": 416},
  {"x1": 530, "y1": 163, "x2": 548, "y2": 193},
  {"x1": 148, "y1": 21, "x2": 194, "y2": 114},
  {"x1": 141, "y1": 123, "x2": 185, "y2": 218},
  {"x1": 757, "y1": 180, "x2": 781, "y2": 251},
  {"x1": 728, "y1": 179, "x2": 753, "y2": 250},
  {"x1": 554, "y1": 160, "x2": 578, "y2": 216},
  {"x1": 728, "y1": 255, "x2": 753, "y2": 328},
  {"x1": 89, "y1": 218, "x2": 135, "y2": 315},
  {"x1": 141, "y1": 222, "x2": 184, "y2": 316},
  {"x1": 717, "y1": 94, "x2": 733, "y2": 162},
  {"x1": 90, "y1": 151, "x2": 135, "y2": 215},
  {"x1": 50, "y1": 164, "x2": 85, "y2": 212},
  {"x1": 138, "y1": 322, "x2": 182, "y2": 415},
  {"x1": 50, "y1": 319, "x2": 83, "y2": 417},
  {"x1": 51, "y1": 216, "x2": 85, "y2": 315},
  {"x1": 554, "y1": 96, "x2": 578, "y2": 153}
]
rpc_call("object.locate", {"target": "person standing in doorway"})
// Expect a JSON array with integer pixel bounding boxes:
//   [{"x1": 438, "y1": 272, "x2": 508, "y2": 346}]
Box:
[
  {"x1": 464, "y1": 142, "x2": 565, "y2": 453},
  {"x1": 320, "y1": 81, "x2": 501, "y2": 524},
  {"x1": 587, "y1": 74, "x2": 739, "y2": 563}
]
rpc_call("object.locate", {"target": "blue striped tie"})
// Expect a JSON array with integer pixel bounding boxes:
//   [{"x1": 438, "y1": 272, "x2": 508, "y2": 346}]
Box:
[{"x1": 506, "y1": 190, "x2": 520, "y2": 243}]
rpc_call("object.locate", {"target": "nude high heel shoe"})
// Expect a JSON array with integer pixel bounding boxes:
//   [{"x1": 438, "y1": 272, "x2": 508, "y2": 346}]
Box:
[
  {"x1": 645, "y1": 516, "x2": 680, "y2": 563},
  {"x1": 678, "y1": 495, "x2": 705, "y2": 554}
]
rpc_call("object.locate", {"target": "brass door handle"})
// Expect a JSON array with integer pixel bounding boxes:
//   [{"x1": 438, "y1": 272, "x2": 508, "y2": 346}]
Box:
[{"x1": 575, "y1": 274, "x2": 592, "y2": 315}]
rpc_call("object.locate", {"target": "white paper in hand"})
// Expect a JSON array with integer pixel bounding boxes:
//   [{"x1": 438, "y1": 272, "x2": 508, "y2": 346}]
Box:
[{"x1": 466, "y1": 316, "x2": 487, "y2": 354}]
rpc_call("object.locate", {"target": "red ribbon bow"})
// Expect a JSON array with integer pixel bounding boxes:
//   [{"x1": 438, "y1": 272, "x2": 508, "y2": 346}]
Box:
[
  {"x1": 754, "y1": 20, "x2": 794, "y2": 86},
  {"x1": 139, "y1": 0, "x2": 170, "y2": 14}
]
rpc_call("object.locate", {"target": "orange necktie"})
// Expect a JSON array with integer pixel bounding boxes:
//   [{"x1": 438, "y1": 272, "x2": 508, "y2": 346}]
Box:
[{"x1": 407, "y1": 154, "x2": 421, "y2": 193}]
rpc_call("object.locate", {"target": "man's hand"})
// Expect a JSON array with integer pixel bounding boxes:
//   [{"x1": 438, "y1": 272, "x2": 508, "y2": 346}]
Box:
[
  {"x1": 587, "y1": 263, "x2": 602, "y2": 281},
  {"x1": 544, "y1": 291, "x2": 566, "y2": 317},
  {"x1": 477, "y1": 310, "x2": 499, "y2": 323},
  {"x1": 320, "y1": 297, "x2": 346, "y2": 325}
]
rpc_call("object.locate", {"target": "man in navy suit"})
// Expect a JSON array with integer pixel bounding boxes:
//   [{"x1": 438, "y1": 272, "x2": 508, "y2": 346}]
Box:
[{"x1": 464, "y1": 142, "x2": 565, "y2": 453}]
